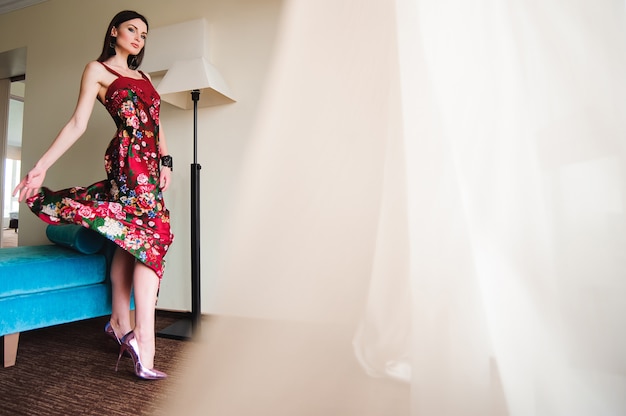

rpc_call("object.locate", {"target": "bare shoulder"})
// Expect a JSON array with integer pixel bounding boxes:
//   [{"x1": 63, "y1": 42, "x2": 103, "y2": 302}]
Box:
[
  {"x1": 84, "y1": 60, "x2": 107, "y2": 77},
  {"x1": 82, "y1": 61, "x2": 115, "y2": 88}
]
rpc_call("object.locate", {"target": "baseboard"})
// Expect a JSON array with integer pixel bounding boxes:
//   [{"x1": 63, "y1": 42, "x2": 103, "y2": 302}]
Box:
[{"x1": 155, "y1": 309, "x2": 192, "y2": 320}]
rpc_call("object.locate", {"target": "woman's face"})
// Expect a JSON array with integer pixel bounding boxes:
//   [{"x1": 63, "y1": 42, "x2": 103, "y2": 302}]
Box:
[{"x1": 112, "y1": 18, "x2": 148, "y2": 56}]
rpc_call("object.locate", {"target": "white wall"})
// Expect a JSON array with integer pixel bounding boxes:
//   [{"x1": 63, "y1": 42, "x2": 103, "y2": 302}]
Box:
[
  {"x1": 0, "y1": 0, "x2": 285, "y2": 312},
  {"x1": 0, "y1": 0, "x2": 395, "y2": 324}
]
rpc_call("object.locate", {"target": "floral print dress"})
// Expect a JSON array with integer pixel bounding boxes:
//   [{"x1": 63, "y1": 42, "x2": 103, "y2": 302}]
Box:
[{"x1": 26, "y1": 62, "x2": 173, "y2": 278}]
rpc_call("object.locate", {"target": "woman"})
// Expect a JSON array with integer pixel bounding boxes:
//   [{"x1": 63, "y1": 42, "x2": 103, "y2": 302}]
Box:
[{"x1": 13, "y1": 10, "x2": 173, "y2": 380}]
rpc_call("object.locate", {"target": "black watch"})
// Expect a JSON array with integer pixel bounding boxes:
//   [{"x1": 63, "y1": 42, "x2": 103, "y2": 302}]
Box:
[{"x1": 161, "y1": 155, "x2": 173, "y2": 171}]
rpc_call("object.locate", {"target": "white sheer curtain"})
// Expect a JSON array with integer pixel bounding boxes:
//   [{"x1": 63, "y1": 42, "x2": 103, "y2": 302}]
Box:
[
  {"x1": 160, "y1": 0, "x2": 626, "y2": 415},
  {"x1": 357, "y1": 0, "x2": 626, "y2": 414}
]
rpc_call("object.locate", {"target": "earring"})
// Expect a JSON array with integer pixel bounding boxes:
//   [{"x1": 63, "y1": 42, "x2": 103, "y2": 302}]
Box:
[
  {"x1": 109, "y1": 38, "x2": 117, "y2": 55},
  {"x1": 129, "y1": 56, "x2": 139, "y2": 69}
]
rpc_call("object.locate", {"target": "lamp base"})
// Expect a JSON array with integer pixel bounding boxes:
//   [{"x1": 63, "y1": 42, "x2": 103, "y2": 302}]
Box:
[{"x1": 156, "y1": 315, "x2": 193, "y2": 340}]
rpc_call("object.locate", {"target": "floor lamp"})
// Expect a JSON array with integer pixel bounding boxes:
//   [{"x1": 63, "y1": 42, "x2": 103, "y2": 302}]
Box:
[{"x1": 154, "y1": 57, "x2": 235, "y2": 340}]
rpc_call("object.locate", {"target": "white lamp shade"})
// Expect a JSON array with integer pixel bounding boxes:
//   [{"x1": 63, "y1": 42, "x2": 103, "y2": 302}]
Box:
[{"x1": 156, "y1": 57, "x2": 236, "y2": 109}]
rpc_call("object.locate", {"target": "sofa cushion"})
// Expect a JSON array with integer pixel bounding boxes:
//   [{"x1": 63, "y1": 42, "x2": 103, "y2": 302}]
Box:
[
  {"x1": 46, "y1": 224, "x2": 105, "y2": 254},
  {"x1": 0, "y1": 245, "x2": 107, "y2": 298},
  {"x1": 0, "y1": 283, "x2": 112, "y2": 337}
]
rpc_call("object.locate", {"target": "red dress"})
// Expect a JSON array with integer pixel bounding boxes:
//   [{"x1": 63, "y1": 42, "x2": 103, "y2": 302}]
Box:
[{"x1": 27, "y1": 62, "x2": 173, "y2": 278}]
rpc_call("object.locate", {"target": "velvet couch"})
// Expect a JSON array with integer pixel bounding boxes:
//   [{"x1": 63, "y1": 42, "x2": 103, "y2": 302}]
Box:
[{"x1": 0, "y1": 224, "x2": 125, "y2": 367}]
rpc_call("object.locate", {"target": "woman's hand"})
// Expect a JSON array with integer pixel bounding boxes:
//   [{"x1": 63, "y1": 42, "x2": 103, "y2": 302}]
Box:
[
  {"x1": 13, "y1": 166, "x2": 46, "y2": 202},
  {"x1": 159, "y1": 167, "x2": 172, "y2": 192}
]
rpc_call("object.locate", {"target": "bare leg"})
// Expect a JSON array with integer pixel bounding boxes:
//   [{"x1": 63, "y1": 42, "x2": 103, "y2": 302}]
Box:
[
  {"x1": 132, "y1": 261, "x2": 160, "y2": 369},
  {"x1": 109, "y1": 248, "x2": 134, "y2": 337}
]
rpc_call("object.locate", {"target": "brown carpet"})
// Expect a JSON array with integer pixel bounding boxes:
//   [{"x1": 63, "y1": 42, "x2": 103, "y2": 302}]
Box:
[{"x1": 0, "y1": 312, "x2": 190, "y2": 416}]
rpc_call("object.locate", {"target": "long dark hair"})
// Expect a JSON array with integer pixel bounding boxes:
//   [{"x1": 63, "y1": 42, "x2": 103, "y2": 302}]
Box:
[{"x1": 97, "y1": 10, "x2": 149, "y2": 70}]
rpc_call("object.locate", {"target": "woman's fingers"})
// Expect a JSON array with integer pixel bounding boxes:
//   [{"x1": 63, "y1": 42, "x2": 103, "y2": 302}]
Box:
[
  {"x1": 13, "y1": 171, "x2": 43, "y2": 202},
  {"x1": 160, "y1": 169, "x2": 171, "y2": 192}
]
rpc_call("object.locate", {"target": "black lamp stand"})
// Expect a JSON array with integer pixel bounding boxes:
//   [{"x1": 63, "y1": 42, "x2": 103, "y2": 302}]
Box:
[{"x1": 157, "y1": 89, "x2": 202, "y2": 340}]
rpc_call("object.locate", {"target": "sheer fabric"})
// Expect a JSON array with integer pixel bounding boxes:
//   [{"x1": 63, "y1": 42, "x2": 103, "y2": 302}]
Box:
[
  {"x1": 161, "y1": 0, "x2": 626, "y2": 415},
  {"x1": 356, "y1": 0, "x2": 626, "y2": 414}
]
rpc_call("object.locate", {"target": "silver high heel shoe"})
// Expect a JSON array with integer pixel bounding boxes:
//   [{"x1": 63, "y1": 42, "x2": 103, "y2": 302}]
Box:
[
  {"x1": 104, "y1": 321, "x2": 121, "y2": 345},
  {"x1": 115, "y1": 331, "x2": 167, "y2": 380}
]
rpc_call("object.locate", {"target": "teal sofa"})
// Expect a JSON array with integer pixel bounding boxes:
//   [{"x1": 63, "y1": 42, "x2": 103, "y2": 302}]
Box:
[{"x1": 0, "y1": 224, "x2": 124, "y2": 367}]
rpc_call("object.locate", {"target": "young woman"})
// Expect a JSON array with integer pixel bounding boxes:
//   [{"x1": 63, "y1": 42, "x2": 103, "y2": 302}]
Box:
[{"x1": 13, "y1": 10, "x2": 173, "y2": 380}]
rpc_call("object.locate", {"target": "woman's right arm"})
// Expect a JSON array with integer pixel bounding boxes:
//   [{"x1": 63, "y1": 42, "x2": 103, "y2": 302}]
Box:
[{"x1": 13, "y1": 61, "x2": 104, "y2": 202}]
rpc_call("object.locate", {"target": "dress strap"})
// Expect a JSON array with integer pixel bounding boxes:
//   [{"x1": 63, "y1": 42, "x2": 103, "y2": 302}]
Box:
[
  {"x1": 139, "y1": 71, "x2": 150, "y2": 82},
  {"x1": 99, "y1": 62, "x2": 123, "y2": 77}
]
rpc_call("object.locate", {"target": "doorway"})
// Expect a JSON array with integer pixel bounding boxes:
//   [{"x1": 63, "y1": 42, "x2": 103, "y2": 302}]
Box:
[
  {"x1": 0, "y1": 47, "x2": 26, "y2": 248},
  {"x1": 2, "y1": 79, "x2": 23, "y2": 247}
]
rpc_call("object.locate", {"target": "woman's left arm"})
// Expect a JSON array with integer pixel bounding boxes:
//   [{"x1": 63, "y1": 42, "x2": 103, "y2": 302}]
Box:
[
  {"x1": 158, "y1": 125, "x2": 172, "y2": 191},
  {"x1": 144, "y1": 71, "x2": 172, "y2": 192}
]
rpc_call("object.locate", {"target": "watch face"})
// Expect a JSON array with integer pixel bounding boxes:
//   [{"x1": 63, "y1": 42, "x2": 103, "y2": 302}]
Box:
[{"x1": 161, "y1": 156, "x2": 173, "y2": 168}]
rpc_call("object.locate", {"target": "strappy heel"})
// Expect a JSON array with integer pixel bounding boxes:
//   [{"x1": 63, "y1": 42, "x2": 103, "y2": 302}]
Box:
[
  {"x1": 104, "y1": 321, "x2": 122, "y2": 345},
  {"x1": 115, "y1": 331, "x2": 167, "y2": 380}
]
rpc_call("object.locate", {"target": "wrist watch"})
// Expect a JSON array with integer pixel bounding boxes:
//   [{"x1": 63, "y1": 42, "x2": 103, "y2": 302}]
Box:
[{"x1": 161, "y1": 155, "x2": 173, "y2": 171}]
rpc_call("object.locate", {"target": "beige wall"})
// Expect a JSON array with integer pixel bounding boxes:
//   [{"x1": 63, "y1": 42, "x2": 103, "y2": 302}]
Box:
[
  {"x1": 0, "y1": 0, "x2": 285, "y2": 311},
  {"x1": 0, "y1": 0, "x2": 395, "y2": 323}
]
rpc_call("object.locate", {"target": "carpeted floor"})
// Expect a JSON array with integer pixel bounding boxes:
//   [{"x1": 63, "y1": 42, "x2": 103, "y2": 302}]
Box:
[
  {"x1": 0, "y1": 312, "x2": 190, "y2": 416},
  {"x1": 2, "y1": 313, "x2": 410, "y2": 416}
]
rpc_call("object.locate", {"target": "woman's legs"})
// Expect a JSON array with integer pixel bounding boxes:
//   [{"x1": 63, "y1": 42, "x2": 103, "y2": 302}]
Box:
[
  {"x1": 110, "y1": 247, "x2": 160, "y2": 370},
  {"x1": 131, "y1": 261, "x2": 160, "y2": 369},
  {"x1": 109, "y1": 248, "x2": 135, "y2": 337}
]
